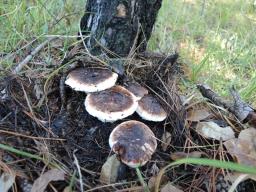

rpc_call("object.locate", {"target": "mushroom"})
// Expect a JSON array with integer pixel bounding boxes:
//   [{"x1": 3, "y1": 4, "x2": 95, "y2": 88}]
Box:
[
  {"x1": 85, "y1": 86, "x2": 138, "y2": 122},
  {"x1": 136, "y1": 95, "x2": 167, "y2": 122},
  {"x1": 65, "y1": 67, "x2": 118, "y2": 93},
  {"x1": 124, "y1": 81, "x2": 148, "y2": 101},
  {"x1": 109, "y1": 120, "x2": 157, "y2": 168}
]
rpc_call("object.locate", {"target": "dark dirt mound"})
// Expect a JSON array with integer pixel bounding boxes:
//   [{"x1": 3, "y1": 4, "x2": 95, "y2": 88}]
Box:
[
  {"x1": 1, "y1": 44, "x2": 254, "y2": 192},
  {"x1": 0, "y1": 47, "x2": 187, "y2": 191}
]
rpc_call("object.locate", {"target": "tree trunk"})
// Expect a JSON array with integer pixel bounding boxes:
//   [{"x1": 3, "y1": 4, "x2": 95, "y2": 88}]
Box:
[{"x1": 80, "y1": 0, "x2": 162, "y2": 57}]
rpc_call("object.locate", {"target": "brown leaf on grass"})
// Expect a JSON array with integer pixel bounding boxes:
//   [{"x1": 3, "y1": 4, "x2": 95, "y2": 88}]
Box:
[
  {"x1": 31, "y1": 169, "x2": 65, "y2": 192},
  {"x1": 161, "y1": 131, "x2": 172, "y2": 151},
  {"x1": 99, "y1": 154, "x2": 121, "y2": 184},
  {"x1": 160, "y1": 182, "x2": 183, "y2": 192},
  {"x1": 187, "y1": 109, "x2": 211, "y2": 122},
  {"x1": 224, "y1": 128, "x2": 256, "y2": 166},
  {"x1": 196, "y1": 121, "x2": 235, "y2": 141},
  {"x1": 170, "y1": 151, "x2": 205, "y2": 161}
]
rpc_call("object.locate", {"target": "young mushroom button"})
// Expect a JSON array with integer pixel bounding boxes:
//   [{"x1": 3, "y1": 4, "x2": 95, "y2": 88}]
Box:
[
  {"x1": 65, "y1": 67, "x2": 118, "y2": 93},
  {"x1": 136, "y1": 95, "x2": 167, "y2": 122},
  {"x1": 109, "y1": 120, "x2": 157, "y2": 168},
  {"x1": 125, "y1": 81, "x2": 148, "y2": 101},
  {"x1": 85, "y1": 86, "x2": 138, "y2": 122}
]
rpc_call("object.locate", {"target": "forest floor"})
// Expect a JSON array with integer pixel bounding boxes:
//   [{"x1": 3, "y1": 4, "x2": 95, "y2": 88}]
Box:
[{"x1": 0, "y1": 0, "x2": 256, "y2": 192}]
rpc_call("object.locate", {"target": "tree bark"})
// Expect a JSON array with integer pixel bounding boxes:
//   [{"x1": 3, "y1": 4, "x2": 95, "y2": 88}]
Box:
[{"x1": 80, "y1": 0, "x2": 162, "y2": 57}]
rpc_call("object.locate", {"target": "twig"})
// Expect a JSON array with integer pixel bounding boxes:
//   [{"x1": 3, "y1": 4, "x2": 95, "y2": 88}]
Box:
[
  {"x1": 12, "y1": 37, "x2": 57, "y2": 74},
  {"x1": 197, "y1": 84, "x2": 256, "y2": 127},
  {"x1": 0, "y1": 129, "x2": 65, "y2": 141},
  {"x1": 73, "y1": 150, "x2": 85, "y2": 192},
  {"x1": 197, "y1": 84, "x2": 232, "y2": 109}
]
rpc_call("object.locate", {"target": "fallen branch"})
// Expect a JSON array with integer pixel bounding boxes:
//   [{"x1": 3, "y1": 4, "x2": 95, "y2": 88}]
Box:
[
  {"x1": 197, "y1": 84, "x2": 256, "y2": 128},
  {"x1": 12, "y1": 37, "x2": 57, "y2": 74}
]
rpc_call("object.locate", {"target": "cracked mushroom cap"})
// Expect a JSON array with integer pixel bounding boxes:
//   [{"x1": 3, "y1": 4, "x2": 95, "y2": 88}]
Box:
[
  {"x1": 136, "y1": 95, "x2": 167, "y2": 122},
  {"x1": 125, "y1": 81, "x2": 148, "y2": 100},
  {"x1": 65, "y1": 67, "x2": 118, "y2": 93},
  {"x1": 109, "y1": 120, "x2": 157, "y2": 168},
  {"x1": 85, "y1": 86, "x2": 138, "y2": 122}
]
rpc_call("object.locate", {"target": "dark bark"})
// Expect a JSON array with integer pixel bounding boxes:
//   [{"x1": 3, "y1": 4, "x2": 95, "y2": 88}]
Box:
[
  {"x1": 80, "y1": 0, "x2": 162, "y2": 56},
  {"x1": 197, "y1": 84, "x2": 256, "y2": 128}
]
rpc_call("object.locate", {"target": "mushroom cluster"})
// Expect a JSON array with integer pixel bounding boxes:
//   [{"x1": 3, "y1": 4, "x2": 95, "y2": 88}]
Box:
[{"x1": 65, "y1": 67, "x2": 167, "y2": 168}]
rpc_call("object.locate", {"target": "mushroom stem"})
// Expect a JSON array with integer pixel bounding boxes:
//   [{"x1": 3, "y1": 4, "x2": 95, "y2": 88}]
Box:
[{"x1": 135, "y1": 167, "x2": 150, "y2": 192}]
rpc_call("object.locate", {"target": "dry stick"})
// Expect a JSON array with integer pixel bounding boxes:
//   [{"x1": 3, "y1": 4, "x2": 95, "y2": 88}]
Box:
[
  {"x1": 73, "y1": 151, "x2": 86, "y2": 192},
  {"x1": 0, "y1": 129, "x2": 65, "y2": 141},
  {"x1": 12, "y1": 36, "x2": 57, "y2": 74},
  {"x1": 197, "y1": 84, "x2": 256, "y2": 127}
]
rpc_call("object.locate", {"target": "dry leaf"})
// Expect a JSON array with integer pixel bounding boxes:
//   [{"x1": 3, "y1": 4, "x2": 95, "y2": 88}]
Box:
[
  {"x1": 224, "y1": 172, "x2": 256, "y2": 192},
  {"x1": 149, "y1": 163, "x2": 160, "y2": 175},
  {"x1": 0, "y1": 172, "x2": 15, "y2": 192},
  {"x1": 31, "y1": 169, "x2": 65, "y2": 192},
  {"x1": 161, "y1": 131, "x2": 172, "y2": 151},
  {"x1": 148, "y1": 175, "x2": 169, "y2": 190},
  {"x1": 100, "y1": 154, "x2": 121, "y2": 184},
  {"x1": 161, "y1": 182, "x2": 183, "y2": 192},
  {"x1": 224, "y1": 128, "x2": 256, "y2": 167},
  {"x1": 63, "y1": 186, "x2": 71, "y2": 192},
  {"x1": 187, "y1": 109, "x2": 211, "y2": 122},
  {"x1": 196, "y1": 121, "x2": 235, "y2": 141},
  {"x1": 63, "y1": 186, "x2": 76, "y2": 192},
  {"x1": 170, "y1": 151, "x2": 204, "y2": 161},
  {"x1": 148, "y1": 176, "x2": 157, "y2": 190},
  {"x1": 238, "y1": 127, "x2": 256, "y2": 143}
]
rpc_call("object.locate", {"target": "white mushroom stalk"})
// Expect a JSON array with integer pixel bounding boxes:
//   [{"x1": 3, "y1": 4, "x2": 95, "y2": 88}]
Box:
[
  {"x1": 124, "y1": 81, "x2": 148, "y2": 101},
  {"x1": 109, "y1": 120, "x2": 156, "y2": 192}
]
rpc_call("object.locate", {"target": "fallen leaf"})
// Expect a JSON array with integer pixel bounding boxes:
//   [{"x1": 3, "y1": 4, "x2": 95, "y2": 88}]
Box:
[
  {"x1": 148, "y1": 175, "x2": 169, "y2": 190},
  {"x1": 63, "y1": 186, "x2": 75, "y2": 192},
  {"x1": 0, "y1": 172, "x2": 15, "y2": 192},
  {"x1": 238, "y1": 127, "x2": 256, "y2": 143},
  {"x1": 224, "y1": 128, "x2": 256, "y2": 167},
  {"x1": 161, "y1": 182, "x2": 183, "y2": 192},
  {"x1": 224, "y1": 172, "x2": 256, "y2": 192},
  {"x1": 161, "y1": 131, "x2": 172, "y2": 151},
  {"x1": 31, "y1": 169, "x2": 65, "y2": 192},
  {"x1": 33, "y1": 79, "x2": 44, "y2": 100},
  {"x1": 187, "y1": 109, "x2": 211, "y2": 122},
  {"x1": 149, "y1": 163, "x2": 160, "y2": 175},
  {"x1": 148, "y1": 176, "x2": 157, "y2": 190},
  {"x1": 100, "y1": 154, "x2": 121, "y2": 184},
  {"x1": 196, "y1": 121, "x2": 235, "y2": 141},
  {"x1": 170, "y1": 151, "x2": 205, "y2": 161}
]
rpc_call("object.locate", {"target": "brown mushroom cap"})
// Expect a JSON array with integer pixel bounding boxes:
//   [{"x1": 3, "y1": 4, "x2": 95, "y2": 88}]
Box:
[
  {"x1": 125, "y1": 81, "x2": 148, "y2": 100},
  {"x1": 85, "y1": 86, "x2": 138, "y2": 122},
  {"x1": 65, "y1": 67, "x2": 118, "y2": 93},
  {"x1": 136, "y1": 95, "x2": 167, "y2": 122},
  {"x1": 109, "y1": 120, "x2": 157, "y2": 168}
]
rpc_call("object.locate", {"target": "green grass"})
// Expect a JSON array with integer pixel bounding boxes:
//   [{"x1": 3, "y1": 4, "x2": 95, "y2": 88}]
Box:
[
  {"x1": 1, "y1": 0, "x2": 256, "y2": 105},
  {"x1": 154, "y1": 157, "x2": 256, "y2": 191},
  {"x1": 149, "y1": 0, "x2": 256, "y2": 105},
  {"x1": 0, "y1": 0, "x2": 84, "y2": 69}
]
